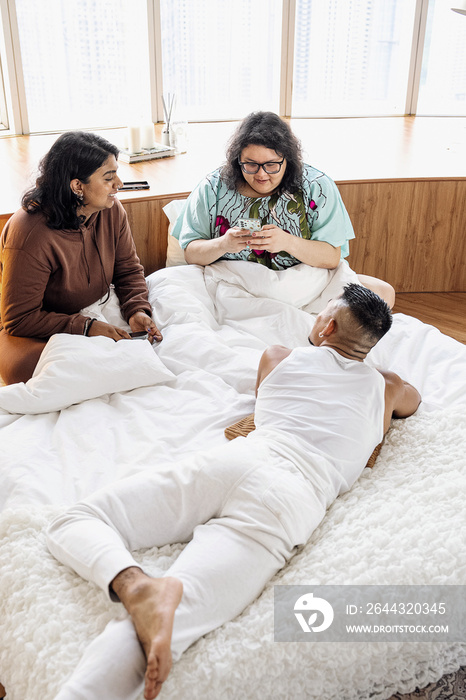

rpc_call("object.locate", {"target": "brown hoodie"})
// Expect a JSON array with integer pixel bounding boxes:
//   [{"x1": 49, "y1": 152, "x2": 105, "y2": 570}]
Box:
[{"x1": 0, "y1": 199, "x2": 152, "y2": 338}]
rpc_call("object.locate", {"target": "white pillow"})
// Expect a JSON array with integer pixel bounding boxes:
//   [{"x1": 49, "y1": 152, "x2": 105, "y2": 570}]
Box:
[
  {"x1": 0, "y1": 334, "x2": 175, "y2": 415},
  {"x1": 163, "y1": 199, "x2": 188, "y2": 267}
]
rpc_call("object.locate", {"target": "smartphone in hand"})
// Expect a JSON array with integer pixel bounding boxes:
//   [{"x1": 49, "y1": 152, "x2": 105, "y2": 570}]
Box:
[
  {"x1": 129, "y1": 331, "x2": 149, "y2": 340},
  {"x1": 237, "y1": 218, "x2": 261, "y2": 232}
]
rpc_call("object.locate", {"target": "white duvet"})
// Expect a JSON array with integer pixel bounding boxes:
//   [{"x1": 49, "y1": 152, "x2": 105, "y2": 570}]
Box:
[{"x1": 0, "y1": 260, "x2": 465, "y2": 700}]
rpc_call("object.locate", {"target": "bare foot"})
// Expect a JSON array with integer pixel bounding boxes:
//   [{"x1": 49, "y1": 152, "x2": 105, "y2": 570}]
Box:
[{"x1": 112, "y1": 568, "x2": 183, "y2": 699}]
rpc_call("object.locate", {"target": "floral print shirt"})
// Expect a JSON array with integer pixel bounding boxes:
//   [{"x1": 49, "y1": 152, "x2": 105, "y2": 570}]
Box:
[{"x1": 172, "y1": 164, "x2": 354, "y2": 271}]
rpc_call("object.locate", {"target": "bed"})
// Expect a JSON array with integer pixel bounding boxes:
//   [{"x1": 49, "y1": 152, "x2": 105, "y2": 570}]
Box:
[{"x1": 0, "y1": 258, "x2": 465, "y2": 700}]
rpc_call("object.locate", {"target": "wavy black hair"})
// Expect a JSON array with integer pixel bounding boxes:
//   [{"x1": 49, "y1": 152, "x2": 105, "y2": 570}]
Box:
[
  {"x1": 22, "y1": 131, "x2": 119, "y2": 230},
  {"x1": 221, "y1": 111, "x2": 303, "y2": 195},
  {"x1": 342, "y1": 283, "x2": 393, "y2": 343}
]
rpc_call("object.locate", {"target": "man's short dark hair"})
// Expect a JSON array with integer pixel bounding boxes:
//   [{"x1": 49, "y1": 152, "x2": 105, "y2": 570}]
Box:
[{"x1": 341, "y1": 283, "x2": 392, "y2": 343}]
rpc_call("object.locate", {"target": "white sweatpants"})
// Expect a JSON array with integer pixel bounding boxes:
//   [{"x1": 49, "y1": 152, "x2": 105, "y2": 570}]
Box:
[{"x1": 47, "y1": 435, "x2": 327, "y2": 700}]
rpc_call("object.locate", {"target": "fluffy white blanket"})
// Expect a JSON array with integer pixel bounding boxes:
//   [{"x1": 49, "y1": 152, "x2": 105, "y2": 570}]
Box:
[
  {"x1": 0, "y1": 260, "x2": 465, "y2": 699},
  {"x1": 0, "y1": 407, "x2": 465, "y2": 700}
]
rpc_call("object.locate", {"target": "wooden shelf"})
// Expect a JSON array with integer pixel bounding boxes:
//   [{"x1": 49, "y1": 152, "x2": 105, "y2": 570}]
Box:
[
  {"x1": 1, "y1": 117, "x2": 465, "y2": 219},
  {"x1": 1, "y1": 117, "x2": 465, "y2": 292}
]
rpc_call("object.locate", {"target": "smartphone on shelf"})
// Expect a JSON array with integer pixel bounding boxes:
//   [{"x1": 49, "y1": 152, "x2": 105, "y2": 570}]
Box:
[{"x1": 119, "y1": 181, "x2": 150, "y2": 191}]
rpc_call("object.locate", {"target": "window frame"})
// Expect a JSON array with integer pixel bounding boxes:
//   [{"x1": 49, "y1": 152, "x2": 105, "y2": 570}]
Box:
[
  {"x1": 405, "y1": 0, "x2": 430, "y2": 115},
  {"x1": 0, "y1": 56, "x2": 8, "y2": 129},
  {"x1": 0, "y1": 0, "x2": 463, "y2": 136},
  {"x1": 0, "y1": 0, "x2": 19, "y2": 133}
]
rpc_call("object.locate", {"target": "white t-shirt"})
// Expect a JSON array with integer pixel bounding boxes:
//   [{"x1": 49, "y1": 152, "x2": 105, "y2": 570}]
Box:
[{"x1": 254, "y1": 346, "x2": 385, "y2": 496}]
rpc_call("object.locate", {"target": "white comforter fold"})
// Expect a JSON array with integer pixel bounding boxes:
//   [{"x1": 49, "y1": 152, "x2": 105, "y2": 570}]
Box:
[{"x1": 0, "y1": 260, "x2": 465, "y2": 511}]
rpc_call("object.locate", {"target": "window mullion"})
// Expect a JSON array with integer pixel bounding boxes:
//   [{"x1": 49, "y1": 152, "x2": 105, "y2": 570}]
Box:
[
  {"x1": 2, "y1": 0, "x2": 29, "y2": 133},
  {"x1": 280, "y1": 0, "x2": 295, "y2": 117},
  {"x1": 405, "y1": 0, "x2": 429, "y2": 115},
  {"x1": 0, "y1": 57, "x2": 8, "y2": 127},
  {"x1": 148, "y1": 0, "x2": 164, "y2": 124}
]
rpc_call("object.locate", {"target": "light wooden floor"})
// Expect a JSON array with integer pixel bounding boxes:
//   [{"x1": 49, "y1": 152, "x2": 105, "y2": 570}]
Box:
[{"x1": 394, "y1": 292, "x2": 466, "y2": 344}]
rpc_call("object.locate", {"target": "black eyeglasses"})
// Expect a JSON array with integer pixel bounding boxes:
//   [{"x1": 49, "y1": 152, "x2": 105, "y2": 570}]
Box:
[{"x1": 238, "y1": 157, "x2": 285, "y2": 175}]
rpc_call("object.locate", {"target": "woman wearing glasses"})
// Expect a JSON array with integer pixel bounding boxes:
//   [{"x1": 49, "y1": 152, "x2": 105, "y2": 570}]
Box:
[{"x1": 172, "y1": 111, "x2": 394, "y2": 305}]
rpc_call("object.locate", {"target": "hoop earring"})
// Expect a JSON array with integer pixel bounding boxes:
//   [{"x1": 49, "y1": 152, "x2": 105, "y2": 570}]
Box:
[{"x1": 318, "y1": 331, "x2": 325, "y2": 338}]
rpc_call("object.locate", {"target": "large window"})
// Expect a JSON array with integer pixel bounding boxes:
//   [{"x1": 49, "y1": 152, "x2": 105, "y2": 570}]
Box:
[
  {"x1": 417, "y1": 0, "x2": 466, "y2": 115},
  {"x1": 160, "y1": 0, "x2": 282, "y2": 121},
  {"x1": 14, "y1": 0, "x2": 151, "y2": 132},
  {"x1": 292, "y1": 0, "x2": 417, "y2": 116},
  {"x1": 0, "y1": 0, "x2": 465, "y2": 135}
]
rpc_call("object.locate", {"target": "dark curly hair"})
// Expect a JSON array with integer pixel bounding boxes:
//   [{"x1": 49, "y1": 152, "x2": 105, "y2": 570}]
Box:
[
  {"x1": 221, "y1": 111, "x2": 303, "y2": 195},
  {"x1": 22, "y1": 131, "x2": 119, "y2": 230}
]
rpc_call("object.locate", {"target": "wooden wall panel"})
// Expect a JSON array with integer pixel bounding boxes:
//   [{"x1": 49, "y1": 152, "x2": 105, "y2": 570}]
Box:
[
  {"x1": 342, "y1": 179, "x2": 466, "y2": 292},
  {"x1": 124, "y1": 180, "x2": 466, "y2": 292},
  {"x1": 2, "y1": 184, "x2": 464, "y2": 292},
  {"x1": 121, "y1": 195, "x2": 187, "y2": 276}
]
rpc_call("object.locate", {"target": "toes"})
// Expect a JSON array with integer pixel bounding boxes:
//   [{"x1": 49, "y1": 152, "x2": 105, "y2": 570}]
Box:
[
  {"x1": 153, "y1": 681, "x2": 164, "y2": 698},
  {"x1": 144, "y1": 673, "x2": 157, "y2": 700},
  {"x1": 147, "y1": 643, "x2": 172, "y2": 684},
  {"x1": 144, "y1": 676, "x2": 163, "y2": 700},
  {"x1": 146, "y1": 665, "x2": 158, "y2": 681},
  {"x1": 156, "y1": 651, "x2": 172, "y2": 683}
]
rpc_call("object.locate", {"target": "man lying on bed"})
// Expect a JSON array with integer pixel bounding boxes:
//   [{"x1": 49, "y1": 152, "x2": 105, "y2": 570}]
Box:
[{"x1": 46, "y1": 284, "x2": 420, "y2": 700}]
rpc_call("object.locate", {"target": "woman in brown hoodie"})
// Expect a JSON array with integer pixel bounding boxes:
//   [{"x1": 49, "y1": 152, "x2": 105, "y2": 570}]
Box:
[{"x1": 0, "y1": 131, "x2": 162, "y2": 385}]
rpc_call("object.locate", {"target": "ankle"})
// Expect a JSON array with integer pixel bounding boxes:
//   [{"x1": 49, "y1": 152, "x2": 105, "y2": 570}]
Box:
[{"x1": 111, "y1": 566, "x2": 150, "y2": 604}]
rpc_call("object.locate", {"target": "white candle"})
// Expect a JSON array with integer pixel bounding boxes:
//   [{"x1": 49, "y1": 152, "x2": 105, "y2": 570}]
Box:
[
  {"x1": 140, "y1": 124, "x2": 155, "y2": 150},
  {"x1": 127, "y1": 126, "x2": 141, "y2": 154}
]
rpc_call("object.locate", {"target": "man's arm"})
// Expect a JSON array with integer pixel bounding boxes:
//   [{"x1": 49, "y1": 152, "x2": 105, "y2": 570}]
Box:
[
  {"x1": 379, "y1": 369, "x2": 421, "y2": 434},
  {"x1": 255, "y1": 345, "x2": 292, "y2": 396}
]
